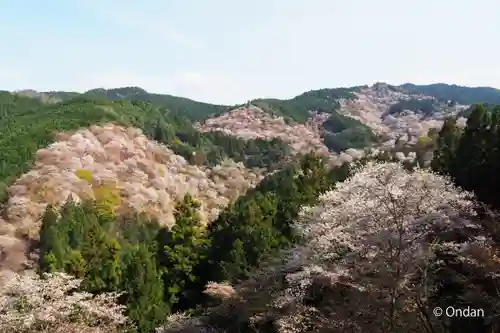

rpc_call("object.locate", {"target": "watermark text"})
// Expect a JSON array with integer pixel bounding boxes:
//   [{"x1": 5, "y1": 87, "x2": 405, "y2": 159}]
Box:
[{"x1": 433, "y1": 306, "x2": 484, "y2": 318}]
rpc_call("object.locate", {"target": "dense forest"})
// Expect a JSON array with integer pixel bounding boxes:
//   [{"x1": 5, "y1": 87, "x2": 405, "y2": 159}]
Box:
[
  {"x1": 432, "y1": 103, "x2": 500, "y2": 209},
  {"x1": 83, "y1": 87, "x2": 231, "y2": 122},
  {"x1": 0, "y1": 88, "x2": 377, "y2": 202}
]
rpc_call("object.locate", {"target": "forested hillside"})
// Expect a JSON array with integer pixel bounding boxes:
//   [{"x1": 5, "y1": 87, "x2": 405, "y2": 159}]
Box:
[
  {"x1": 21, "y1": 86, "x2": 360, "y2": 124},
  {"x1": 84, "y1": 87, "x2": 230, "y2": 121},
  {"x1": 0, "y1": 92, "x2": 290, "y2": 202},
  {"x1": 17, "y1": 87, "x2": 230, "y2": 122},
  {"x1": 252, "y1": 88, "x2": 357, "y2": 123},
  {"x1": 196, "y1": 87, "x2": 376, "y2": 159},
  {"x1": 400, "y1": 83, "x2": 500, "y2": 105},
  {"x1": 2, "y1": 84, "x2": 500, "y2": 333}
]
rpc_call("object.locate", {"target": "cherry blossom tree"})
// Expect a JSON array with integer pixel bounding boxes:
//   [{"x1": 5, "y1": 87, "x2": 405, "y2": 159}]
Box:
[
  {"x1": 279, "y1": 162, "x2": 478, "y2": 331},
  {"x1": 0, "y1": 272, "x2": 132, "y2": 333}
]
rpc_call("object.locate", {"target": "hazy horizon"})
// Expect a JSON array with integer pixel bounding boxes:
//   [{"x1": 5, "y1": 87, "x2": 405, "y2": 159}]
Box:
[{"x1": 1, "y1": 0, "x2": 499, "y2": 104}]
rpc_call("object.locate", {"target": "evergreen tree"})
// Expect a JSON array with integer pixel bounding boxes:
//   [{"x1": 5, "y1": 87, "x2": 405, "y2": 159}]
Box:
[
  {"x1": 41, "y1": 252, "x2": 58, "y2": 273},
  {"x1": 484, "y1": 107, "x2": 500, "y2": 206},
  {"x1": 453, "y1": 105, "x2": 491, "y2": 192},
  {"x1": 221, "y1": 239, "x2": 249, "y2": 279},
  {"x1": 64, "y1": 250, "x2": 87, "y2": 278},
  {"x1": 431, "y1": 117, "x2": 460, "y2": 175},
  {"x1": 38, "y1": 205, "x2": 69, "y2": 272},
  {"x1": 83, "y1": 236, "x2": 122, "y2": 293},
  {"x1": 431, "y1": 104, "x2": 500, "y2": 209},
  {"x1": 158, "y1": 194, "x2": 209, "y2": 308},
  {"x1": 122, "y1": 244, "x2": 167, "y2": 333}
]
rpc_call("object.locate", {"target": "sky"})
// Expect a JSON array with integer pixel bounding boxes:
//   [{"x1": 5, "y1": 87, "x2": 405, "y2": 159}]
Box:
[{"x1": 1, "y1": 0, "x2": 499, "y2": 105}]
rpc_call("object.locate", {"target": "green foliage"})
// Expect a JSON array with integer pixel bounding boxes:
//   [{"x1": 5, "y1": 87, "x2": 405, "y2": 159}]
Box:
[
  {"x1": 84, "y1": 86, "x2": 229, "y2": 121},
  {"x1": 457, "y1": 102, "x2": 498, "y2": 118},
  {"x1": 0, "y1": 94, "x2": 110, "y2": 200},
  {"x1": 158, "y1": 195, "x2": 209, "y2": 308},
  {"x1": 38, "y1": 205, "x2": 69, "y2": 272},
  {"x1": 0, "y1": 91, "x2": 291, "y2": 201},
  {"x1": 323, "y1": 126, "x2": 376, "y2": 153},
  {"x1": 64, "y1": 250, "x2": 87, "y2": 278},
  {"x1": 5, "y1": 86, "x2": 369, "y2": 331},
  {"x1": 400, "y1": 83, "x2": 500, "y2": 105},
  {"x1": 84, "y1": 238, "x2": 122, "y2": 292},
  {"x1": 93, "y1": 183, "x2": 122, "y2": 216},
  {"x1": 221, "y1": 239, "x2": 249, "y2": 279},
  {"x1": 387, "y1": 98, "x2": 438, "y2": 116},
  {"x1": 200, "y1": 155, "x2": 349, "y2": 285},
  {"x1": 34, "y1": 153, "x2": 352, "y2": 331},
  {"x1": 41, "y1": 252, "x2": 58, "y2": 273},
  {"x1": 319, "y1": 112, "x2": 376, "y2": 153},
  {"x1": 253, "y1": 88, "x2": 357, "y2": 123},
  {"x1": 121, "y1": 244, "x2": 167, "y2": 333},
  {"x1": 431, "y1": 104, "x2": 500, "y2": 208},
  {"x1": 38, "y1": 200, "x2": 167, "y2": 332},
  {"x1": 322, "y1": 111, "x2": 364, "y2": 133},
  {"x1": 75, "y1": 169, "x2": 93, "y2": 184},
  {"x1": 202, "y1": 132, "x2": 291, "y2": 169},
  {"x1": 431, "y1": 117, "x2": 460, "y2": 175}
]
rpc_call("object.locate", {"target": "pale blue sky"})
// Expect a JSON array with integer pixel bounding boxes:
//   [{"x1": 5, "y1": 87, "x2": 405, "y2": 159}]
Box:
[{"x1": 1, "y1": 0, "x2": 499, "y2": 104}]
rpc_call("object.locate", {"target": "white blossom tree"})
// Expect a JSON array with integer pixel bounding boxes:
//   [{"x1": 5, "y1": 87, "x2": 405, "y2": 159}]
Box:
[
  {"x1": 0, "y1": 272, "x2": 132, "y2": 333},
  {"x1": 260, "y1": 161, "x2": 499, "y2": 333}
]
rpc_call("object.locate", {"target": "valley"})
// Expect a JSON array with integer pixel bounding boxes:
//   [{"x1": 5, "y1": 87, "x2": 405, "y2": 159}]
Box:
[{"x1": 1, "y1": 82, "x2": 500, "y2": 333}]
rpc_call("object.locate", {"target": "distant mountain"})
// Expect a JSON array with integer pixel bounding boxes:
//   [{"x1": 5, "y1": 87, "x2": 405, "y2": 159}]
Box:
[
  {"x1": 19, "y1": 83, "x2": 500, "y2": 125},
  {"x1": 11, "y1": 83, "x2": 479, "y2": 162},
  {"x1": 17, "y1": 87, "x2": 231, "y2": 122},
  {"x1": 82, "y1": 86, "x2": 360, "y2": 125},
  {"x1": 83, "y1": 87, "x2": 229, "y2": 121},
  {"x1": 15, "y1": 89, "x2": 79, "y2": 103},
  {"x1": 399, "y1": 83, "x2": 500, "y2": 105}
]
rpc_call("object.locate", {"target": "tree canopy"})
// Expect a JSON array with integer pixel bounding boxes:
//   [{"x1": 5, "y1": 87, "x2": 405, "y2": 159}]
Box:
[{"x1": 0, "y1": 92, "x2": 291, "y2": 201}]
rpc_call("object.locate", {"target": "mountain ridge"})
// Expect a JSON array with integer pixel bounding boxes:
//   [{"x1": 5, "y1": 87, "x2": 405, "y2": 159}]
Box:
[
  {"x1": 16, "y1": 81, "x2": 500, "y2": 109},
  {"x1": 399, "y1": 82, "x2": 500, "y2": 105},
  {"x1": 11, "y1": 82, "x2": 484, "y2": 168}
]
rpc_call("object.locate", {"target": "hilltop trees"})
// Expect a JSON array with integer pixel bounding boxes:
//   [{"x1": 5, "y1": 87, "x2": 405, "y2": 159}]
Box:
[
  {"x1": 452, "y1": 105, "x2": 492, "y2": 193},
  {"x1": 400, "y1": 83, "x2": 500, "y2": 105}
]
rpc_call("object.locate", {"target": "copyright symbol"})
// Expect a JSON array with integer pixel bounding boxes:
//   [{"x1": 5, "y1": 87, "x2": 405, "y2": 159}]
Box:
[{"x1": 433, "y1": 307, "x2": 443, "y2": 317}]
